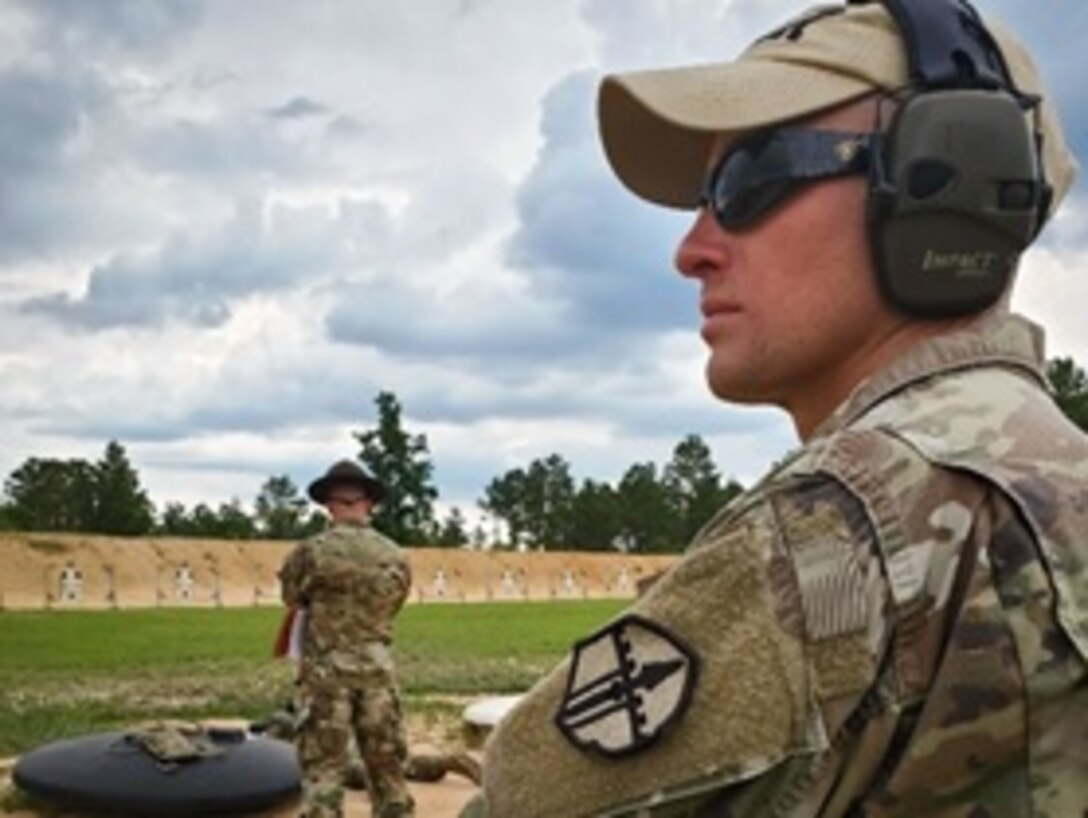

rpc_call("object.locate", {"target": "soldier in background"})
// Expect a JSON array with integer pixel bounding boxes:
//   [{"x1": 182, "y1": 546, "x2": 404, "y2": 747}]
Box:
[
  {"x1": 463, "y1": 0, "x2": 1086, "y2": 816},
  {"x1": 279, "y1": 460, "x2": 413, "y2": 818}
]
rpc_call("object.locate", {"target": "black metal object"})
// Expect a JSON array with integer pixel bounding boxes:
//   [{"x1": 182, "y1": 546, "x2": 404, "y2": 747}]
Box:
[{"x1": 13, "y1": 730, "x2": 300, "y2": 816}]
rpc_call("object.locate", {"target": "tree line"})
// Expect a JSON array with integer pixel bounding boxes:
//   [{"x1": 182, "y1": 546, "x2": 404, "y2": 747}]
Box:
[
  {"x1": 4, "y1": 357, "x2": 1088, "y2": 551},
  {"x1": 0, "y1": 392, "x2": 739, "y2": 552}
]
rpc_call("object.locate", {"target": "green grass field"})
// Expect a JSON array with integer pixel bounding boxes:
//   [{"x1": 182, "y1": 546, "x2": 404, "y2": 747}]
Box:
[{"x1": 0, "y1": 600, "x2": 627, "y2": 757}]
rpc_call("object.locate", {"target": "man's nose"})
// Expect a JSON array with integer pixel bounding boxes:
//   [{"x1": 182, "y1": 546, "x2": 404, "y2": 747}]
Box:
[{"x1": 675, "y1": 208, "x2": 730, "y2": 281}]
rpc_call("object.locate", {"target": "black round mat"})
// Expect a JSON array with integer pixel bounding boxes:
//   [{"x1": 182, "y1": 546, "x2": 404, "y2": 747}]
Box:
[{"x1": 13, "y1": 730, "x2": 300, "y2": 816}]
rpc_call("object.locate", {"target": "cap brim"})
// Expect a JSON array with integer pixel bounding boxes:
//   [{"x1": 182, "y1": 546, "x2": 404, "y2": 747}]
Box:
[{"x1": 598, "y1": 62, "x2": 878, "y2": 209}]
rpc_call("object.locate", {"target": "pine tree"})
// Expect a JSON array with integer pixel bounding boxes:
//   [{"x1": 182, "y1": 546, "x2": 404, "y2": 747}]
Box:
[
  {"x1": 93, "y1": 441, "x2": 154, "y2": 535},
  {"x1": 355, "y1": 391, "x2": 438, "y2": 545},
  {"x1": 436, "y1": 507, "x2": 468, "y2": 548},
  {"x1": 663, "y1": 434, "x2": 742, "y2": 544},
  {"x1": 255, "y1": 475, "x2": 308, "y2": 539},
  {"x1": 616, "y1": 462, "x2": 678, "y2": 553},
  {"x1": 1047, "y1": 356, "x2": 1088, "y2": 431},
  {"x1": 4, "y1": 457, "x2": 97, "y2": 531}
]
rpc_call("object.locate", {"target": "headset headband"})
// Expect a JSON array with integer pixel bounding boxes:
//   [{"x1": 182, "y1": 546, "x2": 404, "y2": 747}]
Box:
[{"x1": 881, "y1": 0, "x2": 1013, "y2": 91}]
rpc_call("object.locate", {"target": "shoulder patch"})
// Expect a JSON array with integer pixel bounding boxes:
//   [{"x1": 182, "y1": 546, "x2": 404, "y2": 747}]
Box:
[{"x1": 554, "y1": 614, "x2": 699, "y2": 757}]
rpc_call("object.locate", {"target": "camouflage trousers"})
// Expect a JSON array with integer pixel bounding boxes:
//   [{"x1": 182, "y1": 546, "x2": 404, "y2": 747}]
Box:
[{"x1": 296, "y1": 677, "x2": 413, "y2": 818}]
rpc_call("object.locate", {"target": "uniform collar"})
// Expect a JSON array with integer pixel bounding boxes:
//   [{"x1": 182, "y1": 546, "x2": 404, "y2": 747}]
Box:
[{"x1": 811, "y1": 312, "x2": 1048, "y2": 440}]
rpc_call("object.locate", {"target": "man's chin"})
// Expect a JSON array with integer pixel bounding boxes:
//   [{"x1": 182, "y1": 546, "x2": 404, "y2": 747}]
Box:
[
  {"x1": 706, "y1": 375, "x2": 769, "y2": 405},
  {"x1": 706, "y1": 358, "x2": 763, "y2": 402}
]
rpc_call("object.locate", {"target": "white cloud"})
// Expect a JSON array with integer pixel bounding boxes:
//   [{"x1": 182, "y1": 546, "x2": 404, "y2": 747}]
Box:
[
  {"x1": 1, "y1": 0, "x2": 1085, "y2": 522},
  {"x1": 1013, "y1": 195, "x2": 1088, "y2": 362}
]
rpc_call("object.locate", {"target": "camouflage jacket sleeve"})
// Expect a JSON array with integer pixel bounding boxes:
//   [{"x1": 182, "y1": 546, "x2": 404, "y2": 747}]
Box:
[
  {"x1": 278, "y1": 540, "x2": 315, "y2": 607},
  {"x1": 382, "y1": 543, "x2": 412, "y2": 608},
  {"x1": 466, "y1": 475, "x2": 894, "y2": 818}
]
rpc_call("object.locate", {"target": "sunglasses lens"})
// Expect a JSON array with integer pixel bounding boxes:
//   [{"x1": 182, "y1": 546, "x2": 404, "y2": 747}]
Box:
[
  {"x1": 713, "y1": 177, "x2": 799, "y2": 228},
  {"x1": 702, "y1": 128, "x2": 871, "y2": 229}
]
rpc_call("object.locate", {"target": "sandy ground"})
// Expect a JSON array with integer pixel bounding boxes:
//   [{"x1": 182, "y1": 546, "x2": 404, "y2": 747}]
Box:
[{"x1": 267, "y1": 777, "x2": 478, "y2": 818}]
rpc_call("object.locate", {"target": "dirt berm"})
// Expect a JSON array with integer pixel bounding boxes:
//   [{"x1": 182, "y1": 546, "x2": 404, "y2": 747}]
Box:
[{"x1": 0, "y1": 533, "x2": 677, "y2": 610}]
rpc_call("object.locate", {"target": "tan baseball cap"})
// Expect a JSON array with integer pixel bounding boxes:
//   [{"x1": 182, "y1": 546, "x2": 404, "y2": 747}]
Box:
[{"x1": 597, "y1": 2, "x2": 1077, "y2": 218}]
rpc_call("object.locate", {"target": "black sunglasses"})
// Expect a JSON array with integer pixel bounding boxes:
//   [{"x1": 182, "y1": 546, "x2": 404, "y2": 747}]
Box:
[{"x1": 699, "y1": 127, "x2": 874, "y2": 230}]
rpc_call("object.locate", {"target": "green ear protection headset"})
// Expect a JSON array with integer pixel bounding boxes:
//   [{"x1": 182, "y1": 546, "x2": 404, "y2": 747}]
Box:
[{"x1": 867, "y1": 0, "x2": 1051, "y2": 317}]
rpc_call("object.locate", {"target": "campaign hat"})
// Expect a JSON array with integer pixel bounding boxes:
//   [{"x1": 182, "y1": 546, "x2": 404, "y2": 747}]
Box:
[{"x1": 307, "y1": 460, "x2": 386, "y2": 505}]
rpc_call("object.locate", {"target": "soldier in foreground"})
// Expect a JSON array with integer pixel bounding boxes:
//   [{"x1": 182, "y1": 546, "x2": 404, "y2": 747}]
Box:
[
  {"x1": 463, "y1": 0, "x2": 1086, "y2": 815},
  {"x1": 280, "y1": 460, "x2": 414, "y2": 818}
]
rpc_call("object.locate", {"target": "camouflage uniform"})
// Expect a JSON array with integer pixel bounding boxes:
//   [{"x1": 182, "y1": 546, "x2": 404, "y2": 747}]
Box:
[
  {"x1": 464, "y1": 313, "x2": 1088, "y2": 817},
  {"x1": 280, "y1": 521, "x2": 414, "y2": 818}
]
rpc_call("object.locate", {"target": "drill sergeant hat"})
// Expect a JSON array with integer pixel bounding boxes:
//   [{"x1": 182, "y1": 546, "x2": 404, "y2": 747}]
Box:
[{"x1": 307, "y1": 460, "x2": 386, "y2": 505}]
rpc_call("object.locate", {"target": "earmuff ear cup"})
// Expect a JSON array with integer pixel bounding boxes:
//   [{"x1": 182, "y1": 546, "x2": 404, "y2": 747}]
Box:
[{"x1": 868, "y1": 90, "x2": 1043, "y2": 317}]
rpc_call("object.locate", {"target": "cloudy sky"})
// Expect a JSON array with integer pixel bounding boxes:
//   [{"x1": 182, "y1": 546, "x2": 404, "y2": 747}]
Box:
[{"x1": 1, "y1": 0, "x2": 1085, "y2": 525}]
